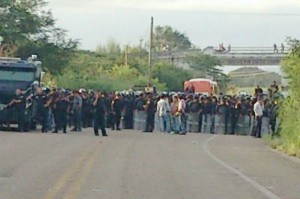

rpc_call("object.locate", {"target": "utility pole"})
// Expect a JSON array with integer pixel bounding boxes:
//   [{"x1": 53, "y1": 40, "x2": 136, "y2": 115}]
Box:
[
  {"x1": 148, "y1": 17, "x2": 154, "y2": 86},
  {"x1": 125, "y1": 45, "x2": 128, "y2": 67},
  {"x1": 0, "y1": 36, "x2": 3, "y2": 57}
]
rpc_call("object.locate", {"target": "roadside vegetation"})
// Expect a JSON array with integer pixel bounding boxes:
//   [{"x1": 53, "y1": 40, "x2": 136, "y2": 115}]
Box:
[{"x1": 264, "y1": 39, "x2": 300, "y2": 158}]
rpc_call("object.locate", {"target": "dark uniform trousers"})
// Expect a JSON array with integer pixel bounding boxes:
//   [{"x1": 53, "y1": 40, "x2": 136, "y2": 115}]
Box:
[
  {"x1": 111, "y1": 111, "x2": 121, "y2": 130},
  {"x1": 144, "y1": 112, "x2": 155, "y2": 132},
  {"x1": 124, "y1": 110, "x2": 134, "y2": 129},
  {"x1": 198, "y1": 113, "x2": 203, "y2": 132},
  {"x1": 210, "y1": 114, "x2": 216, "y2": 134},
  {"x1": 94, "y1": 113, "x2": 107, "y2": 136},
  {"x1": 231, "y1": 115, "x2": 238, "y2": 134},
  {"x1": 224, "y1": 113, "x2": 230, "y2": 133},
  {"x1": 37, "y1": 109, "x2": 48, "y2": 133},
  {"x1": 16, "y1": 107, "x2": 25, "y2": 132},
  {"x1": 55, "y1": 112, "x2": 67, "y2": 133}
]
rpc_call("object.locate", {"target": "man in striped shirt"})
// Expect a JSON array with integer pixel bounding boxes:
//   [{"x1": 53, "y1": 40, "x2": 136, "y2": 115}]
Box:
[
  {"x1": 178, "y1": 95, "x2": 187, "y2": 135},
  {"x1": 156, "y1": 94, "x2": 171, "y2": 133}
]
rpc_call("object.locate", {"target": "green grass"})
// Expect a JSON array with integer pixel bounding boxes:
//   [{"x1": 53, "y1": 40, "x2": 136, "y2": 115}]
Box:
[
  {"x1": 263, "y1": 135, "x2": 300, "y2": 158},
  {"x1": 262, "y1": 135, "x2": 283, "y2": 149}
]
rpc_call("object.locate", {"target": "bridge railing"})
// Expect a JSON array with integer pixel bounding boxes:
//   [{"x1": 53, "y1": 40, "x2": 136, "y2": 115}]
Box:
[
  {"x1": 202, "y1": 46, "x2": 290, "y2": 55},
  {"x1": 153, "y1": 47, "x2": 289, "y2": 61},
  {"x1": 229, "y1": 47, "x2": 286, "y2": 54}
]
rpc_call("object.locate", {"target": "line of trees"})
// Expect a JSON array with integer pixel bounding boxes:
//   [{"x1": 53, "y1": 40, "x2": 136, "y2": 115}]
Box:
[
  {"x1": 55, "y1": 42, "x2": 195, "y2": 91},
  {"x1": 0, "y1": 0, "x2": 228, "y2": 92},
  {"x1": 0, "y1": 0, "x2": 77, "y2": 75}
]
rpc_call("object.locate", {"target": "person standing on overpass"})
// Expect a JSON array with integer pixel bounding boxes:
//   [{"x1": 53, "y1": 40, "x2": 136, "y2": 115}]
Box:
[
  {"x1": 281, "y1": 43, "x2": 285, "y2": 53},
  {"x1": 273, "y1": 43, "x2": 278, "y2": 53},
  {"x1": 227, "y1": 44, "x2": 231, "y2": 53}
]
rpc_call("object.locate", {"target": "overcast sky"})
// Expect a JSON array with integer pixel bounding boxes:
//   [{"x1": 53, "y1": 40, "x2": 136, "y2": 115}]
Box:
[{"x1": 47, "y1": 0, "x2": 300, "y2": 50}]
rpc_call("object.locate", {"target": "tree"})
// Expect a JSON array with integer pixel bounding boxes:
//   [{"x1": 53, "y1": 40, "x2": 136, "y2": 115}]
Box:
[
  {"x1": 56, "y1": 50, "x2": 167, "y2": 91},
  {"x1": 186, "y1": 53, "x2": 221, "y2": 77},
  {"x1": 96, "y1": 39, "x2": 121, "y2": 55},
  {"x1": 277, "y1": 38, "x2": 300, "y2": 155},
  {"x1": 15, "y1": 33, "x2": 77, "y2": 75},
  {"x1": 152, "y1": 61, "x2": 193, "y2": 91},
  {"x1": 153, "y1": 26, "x2": 192, "y2": 52},
  {"x1": 215, "y1": 73, "x2": 230, "y2": 93},
  {"x1": 0, "y1": 0, "x2": 54, "y2": 48},
  {"x1": 127, "y1": 46, "x2": 149, "y2": 75},
  {"x1": 0, "y1": 0, "x2": 77, "y2": 75}
]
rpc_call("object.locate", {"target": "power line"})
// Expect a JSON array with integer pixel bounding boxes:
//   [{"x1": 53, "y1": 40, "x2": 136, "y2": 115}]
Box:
[{"x1": 196, "y1": 11, "x2": 300, "y2": 17}]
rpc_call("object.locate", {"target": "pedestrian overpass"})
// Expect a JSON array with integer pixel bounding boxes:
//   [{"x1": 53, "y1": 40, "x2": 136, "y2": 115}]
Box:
[{"x1": 155, "y1": 46, "x2": 288, "y2": 67}]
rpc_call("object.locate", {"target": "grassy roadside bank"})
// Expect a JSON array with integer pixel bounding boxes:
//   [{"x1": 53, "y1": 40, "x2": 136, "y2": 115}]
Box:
[
  {"x1": 260, "y1": 39, "x2": 300, "y2": 160},
  {"x1": 263, "y1": 135, "x2": 300, "y2": 158}
]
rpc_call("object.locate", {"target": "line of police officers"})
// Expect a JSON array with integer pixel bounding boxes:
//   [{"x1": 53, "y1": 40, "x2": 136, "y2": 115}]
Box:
[
  {"x1": 7, "y1": 88, "x2": 138, "y2": 136},
  {"x1": 192, "y1": 95, "x2": 278, "y2": 135},
  {"x1": 6, "y1": 87, "x2": 278, "y2": 136}
]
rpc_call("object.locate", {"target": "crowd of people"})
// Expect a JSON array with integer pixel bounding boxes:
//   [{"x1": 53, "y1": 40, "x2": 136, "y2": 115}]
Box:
[
  {"x1": 4, "y1": 81, "x2": 283, "y2": 138},
  {"x1": 156, "y1": 89, "x2": 280, "y2": 138}
]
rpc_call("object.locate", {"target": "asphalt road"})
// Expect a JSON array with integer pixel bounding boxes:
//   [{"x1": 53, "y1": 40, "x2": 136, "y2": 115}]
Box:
[{"x1": 0, "y1": 129, "x2": 299, "y2": 199}]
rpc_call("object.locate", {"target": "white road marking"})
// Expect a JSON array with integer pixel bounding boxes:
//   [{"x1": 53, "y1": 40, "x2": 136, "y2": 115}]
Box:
[{"x1": 203, "y1": 135, "x2": 281, "y2": 199}]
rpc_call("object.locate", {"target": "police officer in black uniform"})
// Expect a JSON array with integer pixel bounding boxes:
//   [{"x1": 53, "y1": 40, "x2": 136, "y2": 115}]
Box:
[
  {"x1": 51, "y1": 91, "x2": 60, "y2": 133},
  {"x1": 53, "y1": 92, "x2": 69, "y2": 133},
  {"x1": 143, "y1": 95, "x2": 155, "y2": 133},
  {"x1": 224, "y1": 99, "x2": 233, "y2": 134},
  {"x1": 87, "y1": 92, "x2": 95, "y2": 127},
  {"x1": 33, "y1": 87, "x2": 50, "y2": 133},
  {"x1": 102, "y1": 92, "x2": 111, "y2": 128},
  {"x1": 201, "y1": 97, "x2": 211, "y2": 132},
  {"x1": 7, "y1": 88, "x2": 26, "y2": 132},
  {"x1": 231, "y1": 99, "x2": 241, "y2": 134},
  {"x1": 82, "y1": 90, "x2": 93, "y2": 128},
  {"x1": 123, "y1": 94, "x2": 135, "y2": 129},
  {"x1": 210, "y1": 97, "x2": 218, "y2": 134},
  {"x1": 198, "y1": 97, "x2": 204, "y2": 133},
  {"x1": 93, "y1": 91, "x2": 108, "y2": 136},
  {"x1": 111, "y1": 93, "x2": 123, "y2": 131}
]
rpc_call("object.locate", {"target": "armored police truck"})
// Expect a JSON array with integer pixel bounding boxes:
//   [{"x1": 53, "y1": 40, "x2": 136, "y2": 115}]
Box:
[{"x1": 0, "y1": 57, "x2": 43, "y2": 130}]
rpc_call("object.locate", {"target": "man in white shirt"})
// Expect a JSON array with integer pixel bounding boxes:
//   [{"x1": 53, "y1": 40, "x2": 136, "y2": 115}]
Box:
[
  {"x1": 156, "y1": 94, "x2": 171, "y2": 133},
  {"x1": 253, "y1": 97, "x2": 264, "y2": 138}
]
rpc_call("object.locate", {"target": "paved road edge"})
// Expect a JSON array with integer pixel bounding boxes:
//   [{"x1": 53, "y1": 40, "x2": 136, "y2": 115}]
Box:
[{"x1": 202, "y1": 135, "x2": 281, "y2": 199}]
